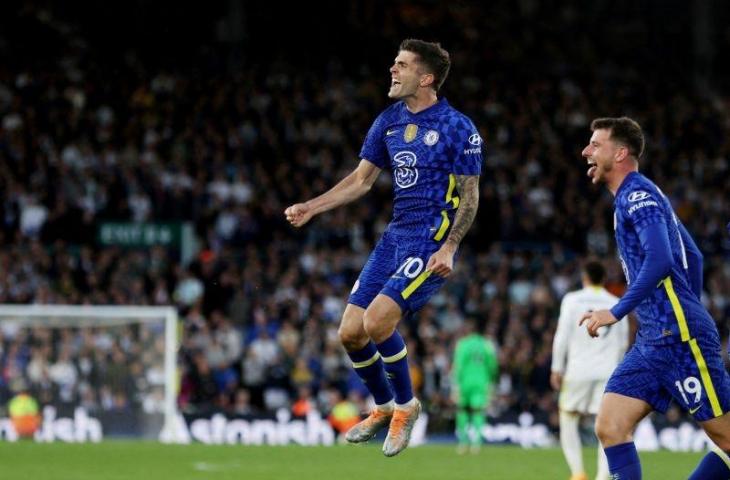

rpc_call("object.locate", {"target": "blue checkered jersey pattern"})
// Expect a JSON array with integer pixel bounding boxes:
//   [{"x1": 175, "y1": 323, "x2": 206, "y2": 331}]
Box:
[
  {"x1": 359, "y1": 98, "x2": 482, "y2": 238},
  {"x1": 612, "y1": 172, "x2": 716, "y2": 345}
]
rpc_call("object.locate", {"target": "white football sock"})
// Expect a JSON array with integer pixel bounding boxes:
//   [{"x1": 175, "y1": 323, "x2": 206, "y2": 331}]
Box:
[
  {"x1": 596, "y1": 442, "x2": 610, "y2": 480},
  {"x1": 395, "y1": 397, "x2": 417, "y2": 410},
  {"x1": 560, "y1": 410, "x2": 585, "y2": 475}
]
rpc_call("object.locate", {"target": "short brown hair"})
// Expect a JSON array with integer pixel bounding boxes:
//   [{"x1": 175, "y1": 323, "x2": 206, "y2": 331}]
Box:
[
  {"x1": 582, "y1": 260, "x2": 606, "y2": 285},
  {"x1": 590, "y1": 117, "x2": 645, "y2": 159},
  {"x1": 399, "y1": 39, "x2": 451, "y2": 91}
]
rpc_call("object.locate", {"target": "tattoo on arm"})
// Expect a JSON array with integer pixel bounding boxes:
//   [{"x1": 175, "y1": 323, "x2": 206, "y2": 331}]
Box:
[{"x1": 445, "y1": 175, "x2": 480, "y2": 248}]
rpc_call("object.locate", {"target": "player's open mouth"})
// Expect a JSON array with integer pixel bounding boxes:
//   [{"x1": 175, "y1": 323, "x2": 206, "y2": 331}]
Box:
[
  {"x1": 391, "y1": 80, "x2": 401, "y2": 86},
  {"x1": 587, "y1": 159, "x2": 597, "y2": 177}
]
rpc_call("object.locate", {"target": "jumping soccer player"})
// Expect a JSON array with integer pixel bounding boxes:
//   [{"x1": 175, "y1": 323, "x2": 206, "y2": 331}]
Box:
[
  {"x1": 285, "y1": 39, "x2": 482, "y2": 457},
  {"x1": 579, "y1": 117, "x2": 730, "y2": 479}
]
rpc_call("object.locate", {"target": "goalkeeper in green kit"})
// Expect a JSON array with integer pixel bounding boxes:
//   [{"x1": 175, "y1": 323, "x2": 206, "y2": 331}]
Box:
[{"x1": 452, "y1": 317, "x2": 498, "y2": 453}]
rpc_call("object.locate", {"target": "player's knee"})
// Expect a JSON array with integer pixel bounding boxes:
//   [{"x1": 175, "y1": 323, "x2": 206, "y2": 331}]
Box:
[
  {"x1": 337, "y1": 324, "x2": 368, "y2": 351},
  {"x1": 362, "y1": 310, "x2": 386, "y2": 341},
  {"x1": 595, "y1": 415, "x2": 630, "y2": 446},
  {"x1": 594, "y1": 420, "x2": 611, "y2": 444}
]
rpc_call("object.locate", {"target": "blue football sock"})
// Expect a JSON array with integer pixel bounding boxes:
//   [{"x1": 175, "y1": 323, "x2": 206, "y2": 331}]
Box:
[
  {"x1": 604, "y1": 442, "x2": 642, "y2": 479},
  {"x1": 347, "y1": 342, "x2": 393, "y2": 406},
  {"x1": 376, "y1": 331, "x2": 413, "y2": 405},
  {"x1": 688, "y1": 451, "x2": 730, "y2": 480}
]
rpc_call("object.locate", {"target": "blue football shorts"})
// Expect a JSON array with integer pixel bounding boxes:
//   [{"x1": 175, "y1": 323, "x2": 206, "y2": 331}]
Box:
[
  {"x1": 348, "y1": 230, "x2": 450, "y2": 315},
  {"x1": 605, "y1": 333, "x2": 730, "y2": 422}
]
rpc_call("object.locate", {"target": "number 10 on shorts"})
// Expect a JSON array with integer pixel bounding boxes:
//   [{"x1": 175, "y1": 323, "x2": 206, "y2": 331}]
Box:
[{"x1": 395, "y1": 257, "x2": 424, "y2": 279}]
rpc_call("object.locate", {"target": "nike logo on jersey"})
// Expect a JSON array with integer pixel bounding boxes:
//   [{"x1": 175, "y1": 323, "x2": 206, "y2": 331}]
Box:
[
  {"x1": 386, "y1": 129, "x2": 398, "y2": 136},
  {"x1": 689, "y1": 404, "x2": 702, "y2": 415}
]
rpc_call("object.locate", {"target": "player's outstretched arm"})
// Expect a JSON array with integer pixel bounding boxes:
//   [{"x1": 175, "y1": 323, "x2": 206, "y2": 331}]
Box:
[
  {"x1": 426, "y1": 174, "x2": 479, "y2": 277},
  {"x1": 284, "y1": 159, "x2": 381, "y2": 227}
]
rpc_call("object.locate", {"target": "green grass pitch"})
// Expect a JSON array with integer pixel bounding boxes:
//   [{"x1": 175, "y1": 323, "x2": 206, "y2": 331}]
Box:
[{"x1": 1, "y1": 441, "x2": 704, "y2": 479}]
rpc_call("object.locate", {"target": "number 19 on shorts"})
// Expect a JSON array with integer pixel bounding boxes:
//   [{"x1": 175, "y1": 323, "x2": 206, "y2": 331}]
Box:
[{"x1": 675, "y1": 376, "x2": 702, "y2": 406}]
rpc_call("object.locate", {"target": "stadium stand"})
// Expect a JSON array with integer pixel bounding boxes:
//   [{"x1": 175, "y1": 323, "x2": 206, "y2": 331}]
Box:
[{"x1": 0, "y1": 1, "x2": 728, "y2": 437}]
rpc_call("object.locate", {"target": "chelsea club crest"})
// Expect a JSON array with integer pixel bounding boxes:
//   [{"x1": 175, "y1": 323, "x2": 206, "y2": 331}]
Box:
[{"x1": 424, "y1": 130, "x2": 439, "y2": 146}]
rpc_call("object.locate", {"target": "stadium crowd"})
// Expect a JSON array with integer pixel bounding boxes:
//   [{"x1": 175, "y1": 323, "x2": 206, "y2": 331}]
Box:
[{"x1": 0, "y1": 2, "x2": 729, "y2": 434}]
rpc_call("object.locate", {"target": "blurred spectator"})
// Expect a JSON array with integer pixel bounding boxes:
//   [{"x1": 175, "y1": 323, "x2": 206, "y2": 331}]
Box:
[{"x1": 326, "y1": 388, "x2": 362, "y2": 436}]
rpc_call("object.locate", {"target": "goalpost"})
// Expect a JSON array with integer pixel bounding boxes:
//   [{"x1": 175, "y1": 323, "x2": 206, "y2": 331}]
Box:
[{"x1": 0, "y1": 304, "x2": 179, "y2": 442}]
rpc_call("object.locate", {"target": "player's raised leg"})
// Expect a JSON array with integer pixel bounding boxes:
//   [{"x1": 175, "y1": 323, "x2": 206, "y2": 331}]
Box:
[
  {"x1": 364, "y1": 294, "x2": 420, "y2": 457},
  {"x1": 339, "y1": 303, "x2": 395, "y2": 443},
  {"x1": 689, "y1": 413, "x2": 730, "y2": 479},
  {"x1": 595, "y1": 393, "x2": 652, "y2": 480}
]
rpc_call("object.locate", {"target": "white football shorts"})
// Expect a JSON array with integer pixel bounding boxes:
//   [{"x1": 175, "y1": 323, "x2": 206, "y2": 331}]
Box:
[{"x1": 559, "y1": 379, "x2": 607, "y2": 415}]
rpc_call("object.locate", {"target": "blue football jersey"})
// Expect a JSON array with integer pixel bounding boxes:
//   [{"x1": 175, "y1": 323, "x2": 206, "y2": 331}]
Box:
[
  {"x1": 359, "y1": 98, "x2": 482, "y2": 239},
  {"x1": 613, "y1": 172, "x2": 716, "y2": 344}
]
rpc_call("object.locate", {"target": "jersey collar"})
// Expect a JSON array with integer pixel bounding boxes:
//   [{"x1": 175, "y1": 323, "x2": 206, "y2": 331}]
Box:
[
  {"x1": 401, "y1": 97, "x2": 449, "y2": 118},
  {"x1": 614, "y1": 171, "x2": 640, "y2": 203}
]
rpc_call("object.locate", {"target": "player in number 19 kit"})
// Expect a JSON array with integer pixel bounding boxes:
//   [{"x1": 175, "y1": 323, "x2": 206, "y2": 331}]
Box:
[
  {"x1": 285, "y1": 39, "x2": 482, "y2": 457},
  {"x1": 579, "y1": 117, "x2": 730, "y2": 480}
]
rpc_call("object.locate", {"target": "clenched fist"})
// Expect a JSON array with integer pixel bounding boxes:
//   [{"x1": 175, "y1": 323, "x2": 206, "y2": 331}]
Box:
[{"x1": 284, "y1": 203, "x2": 314, "y2": 227}]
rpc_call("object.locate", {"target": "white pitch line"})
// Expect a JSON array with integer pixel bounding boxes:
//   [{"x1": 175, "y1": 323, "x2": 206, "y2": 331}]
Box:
[{"x1": 192, "y1": 461, "x2": 243, "y2": 472}]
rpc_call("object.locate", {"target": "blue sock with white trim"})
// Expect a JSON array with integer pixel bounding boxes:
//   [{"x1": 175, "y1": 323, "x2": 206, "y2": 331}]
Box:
[
  {"x1": 347, "y1": 342, "x2": 393, "y2": 406},
  {"x1": 688, "y1": 451, "x2": 730, "y2": 480},
  {"x1": 376, "y1": 331, "x2": 413, "y2": 405},
  {"x1": 604, "y1": 442, "x2": 642, "y2": 479}
]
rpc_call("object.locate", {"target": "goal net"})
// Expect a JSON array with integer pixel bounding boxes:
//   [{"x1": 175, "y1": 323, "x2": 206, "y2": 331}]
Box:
[{"x1": 0, "y1": 305, "x2": 180, "y2": 442}]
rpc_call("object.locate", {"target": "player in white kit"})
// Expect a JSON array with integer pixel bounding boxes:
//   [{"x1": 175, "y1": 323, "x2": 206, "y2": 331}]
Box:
[{"x1": 551, "y1": 261, "x2": 630, "y2": 480}]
